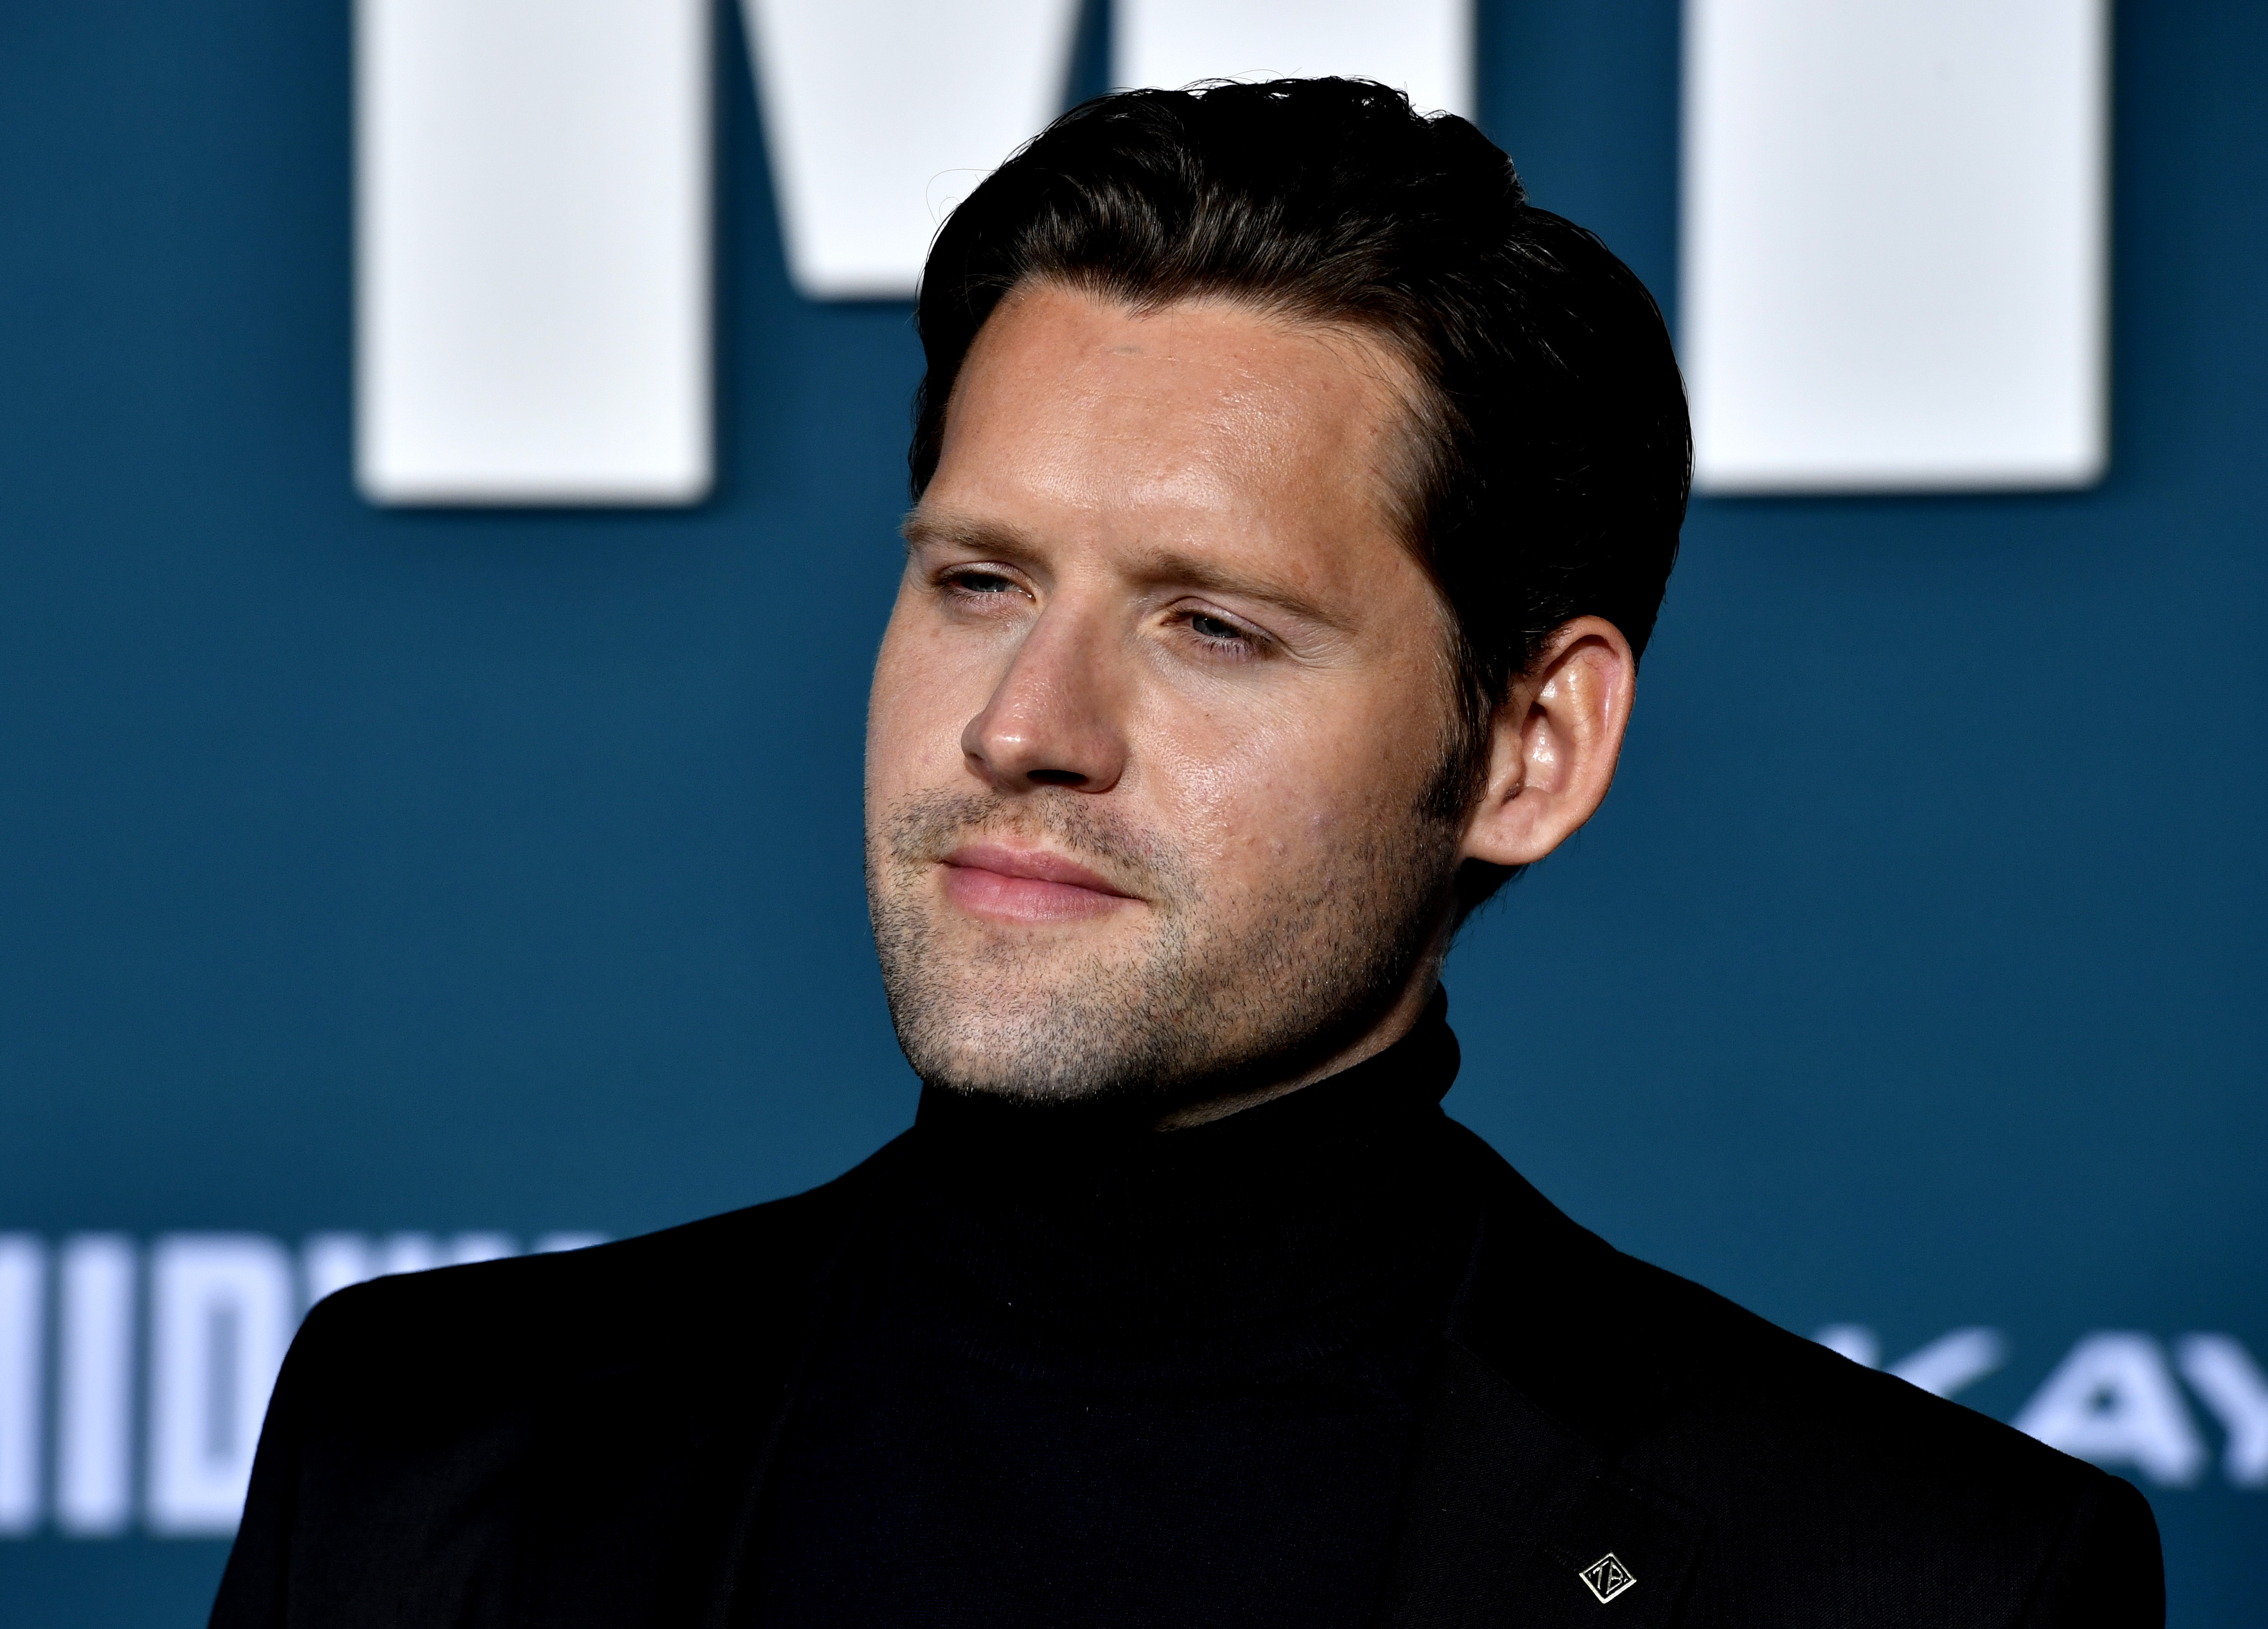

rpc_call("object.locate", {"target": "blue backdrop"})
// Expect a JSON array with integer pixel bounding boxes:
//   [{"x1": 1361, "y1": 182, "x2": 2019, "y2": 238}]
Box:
[{"x1": 1, "y1": 0, "x2": 2261, "y2": 1621}]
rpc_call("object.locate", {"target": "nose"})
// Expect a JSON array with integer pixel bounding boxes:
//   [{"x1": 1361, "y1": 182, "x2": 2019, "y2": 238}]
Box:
[{"x1": 961, "y1": 598, "x2": 1128, "y2": 793}]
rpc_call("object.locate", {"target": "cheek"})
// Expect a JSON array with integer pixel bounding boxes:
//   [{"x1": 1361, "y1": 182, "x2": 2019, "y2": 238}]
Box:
[
  {"x1": 868, "y1": 608, "x2": 985, "y2": 796},
  {"x1": 1136, "y1": 689, "x2": 1399, "y2": 891}
]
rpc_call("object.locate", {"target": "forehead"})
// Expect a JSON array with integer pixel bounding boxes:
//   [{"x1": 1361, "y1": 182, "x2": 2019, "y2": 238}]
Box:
[{"x1": 926, "y1": 284, "x2": 1419, "y2": 589}]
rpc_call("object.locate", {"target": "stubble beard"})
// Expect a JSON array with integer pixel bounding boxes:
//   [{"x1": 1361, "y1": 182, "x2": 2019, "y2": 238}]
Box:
[{"x1": 866, "y1": 785, "x2": 1461, "y2": 1107}]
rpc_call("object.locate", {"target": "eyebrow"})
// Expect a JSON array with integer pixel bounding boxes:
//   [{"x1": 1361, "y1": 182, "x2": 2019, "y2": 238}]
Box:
[
  {"x1": 901, "y1": 510, "x2": 1348, "y2": 632},
  {"x1": 1122, "y1": 546, "x2": 1346, "y2": 631},
  {"x1": 899, "y1": 511, "x2": 1042, "y2": 561}
]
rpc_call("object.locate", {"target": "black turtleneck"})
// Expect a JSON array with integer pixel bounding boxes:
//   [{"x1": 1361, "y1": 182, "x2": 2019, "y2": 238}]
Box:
[{"x1": 743, "y1": 992, "x2": 1483, "y2": 1629}]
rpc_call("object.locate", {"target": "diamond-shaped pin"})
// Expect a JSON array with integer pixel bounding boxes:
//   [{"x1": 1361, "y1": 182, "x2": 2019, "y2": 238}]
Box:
[{"x1": 1580, "y1": 1552, "x2": 1637, "y2": 1604}]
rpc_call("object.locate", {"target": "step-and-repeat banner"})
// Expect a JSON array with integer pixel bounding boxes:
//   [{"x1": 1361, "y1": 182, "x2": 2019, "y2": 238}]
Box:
[{"x1": 1, "y1": 0, "x2": 2261, "y2": 1623}]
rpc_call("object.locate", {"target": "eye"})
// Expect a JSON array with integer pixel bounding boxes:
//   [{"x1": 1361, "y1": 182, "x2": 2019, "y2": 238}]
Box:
[
  {"x1": 939, "y1": 566, "x2": 1025, "y2": 600},
  {"x1": 1173, "y1": 607, "x2": 1265, "y2": 657}
]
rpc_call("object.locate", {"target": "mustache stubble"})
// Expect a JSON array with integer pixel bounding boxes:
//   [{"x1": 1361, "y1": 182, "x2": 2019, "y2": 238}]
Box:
[{"x1": 874, "y1": 786, "x2": 1196, "y2": 909}]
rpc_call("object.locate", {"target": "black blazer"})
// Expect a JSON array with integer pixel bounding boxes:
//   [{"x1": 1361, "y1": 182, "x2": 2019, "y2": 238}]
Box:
[{"x1": 211, "y1": 1123, "x2": 2162, "y2": 1628}]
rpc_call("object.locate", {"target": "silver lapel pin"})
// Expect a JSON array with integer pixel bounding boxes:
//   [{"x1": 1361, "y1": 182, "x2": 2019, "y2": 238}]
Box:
[{"x1": 1580, "y1": 1552, "x2": 1637, "y2": 1604}]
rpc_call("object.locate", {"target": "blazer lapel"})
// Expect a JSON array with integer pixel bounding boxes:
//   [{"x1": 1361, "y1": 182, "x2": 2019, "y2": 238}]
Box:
[{"x1": 1377, "y1": 1133, "x2": 1707, "y2": 1629}]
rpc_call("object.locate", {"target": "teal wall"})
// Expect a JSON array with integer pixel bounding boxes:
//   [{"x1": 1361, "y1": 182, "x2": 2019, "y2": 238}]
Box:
[{"x1": 0, "y1": 0, "x2": 2260, "y2": 1619}]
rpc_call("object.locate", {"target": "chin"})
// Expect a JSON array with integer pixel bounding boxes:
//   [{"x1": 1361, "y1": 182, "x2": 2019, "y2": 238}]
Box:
[{"x1": 888, "y1": 969, "x2": 1190, "y2": 1104}]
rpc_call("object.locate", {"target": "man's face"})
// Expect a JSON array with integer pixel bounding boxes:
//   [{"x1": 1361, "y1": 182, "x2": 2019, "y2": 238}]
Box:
[{"x1": 866, "y1": 283, "x2": 1466, "y2": 1105}]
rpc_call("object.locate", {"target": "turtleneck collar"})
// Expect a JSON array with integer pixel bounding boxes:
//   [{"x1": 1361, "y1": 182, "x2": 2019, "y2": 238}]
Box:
[{"x1": 884, "y1": 989, "x2": 1473, "y2": 1359}]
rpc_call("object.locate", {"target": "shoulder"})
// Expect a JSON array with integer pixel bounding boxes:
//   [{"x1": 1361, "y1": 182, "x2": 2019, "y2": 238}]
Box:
[
  {"x1": 1613, "y1": 1253, "x2": 2162, "y2": 1625},
  {"x1": 1441, "y1": 1124, "x2": 2162, "y2": 1626},
  {"x1": 292, "y1": 1150, "x2": 879, "y2": 1398},
  {"x1": 283, "y1": 1149, "x2": 880, "y2": 1420},
  {"x1": 1619, "y1": 1250, "x2": 2159, "y2": 1618},
  {"x1": 211, "y1": 1144, "x2": 900, "y2": 1629}
]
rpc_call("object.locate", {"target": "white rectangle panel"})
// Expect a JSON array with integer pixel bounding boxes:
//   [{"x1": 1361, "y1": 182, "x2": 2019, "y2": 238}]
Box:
[
  {"x1": 742, "y1": 0, "x2": 1083, "y2": 300},
  {"x1": 56, "y1": 1237, "x2": 134, "y2": 1536},
  {"x1": 0, "y1": 1238, "x2": 43, "y2": 1534},
  {"x1": 147, "y1": 1237, "x2": 296, "y2": 1535},
  {"x1": 1117, "y1": 0, "x2": 1472, "y2": 120},
  {"x1": 357, "y1": 0, "x2": 712, "y2": 504},
  {"x1": 1682, "y1": 0, "x2": 2109, "y2": 492}
]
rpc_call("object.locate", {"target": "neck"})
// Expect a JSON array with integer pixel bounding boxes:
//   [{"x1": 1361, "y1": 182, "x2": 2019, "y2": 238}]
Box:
[
  {"x1": 1153, "y1": 970, "x2": 1449, "y2": 1130},
  {"x1": 1152, "y1": 898, "x2": 1457, "y2": 1128}
]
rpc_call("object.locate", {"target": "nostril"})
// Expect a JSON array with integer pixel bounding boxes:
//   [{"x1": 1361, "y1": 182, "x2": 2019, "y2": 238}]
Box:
[{"x1": 1026, "y1": 769, "x2": 1087, "y2": 787}]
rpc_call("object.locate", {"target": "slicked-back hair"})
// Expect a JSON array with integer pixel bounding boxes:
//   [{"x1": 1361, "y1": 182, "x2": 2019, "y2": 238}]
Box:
[{"x1": 910, "y1": 78, "x2": 1690, "y2": 917}]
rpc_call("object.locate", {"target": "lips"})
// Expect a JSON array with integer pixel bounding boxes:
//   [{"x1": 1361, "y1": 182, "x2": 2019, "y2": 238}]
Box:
[{"x1": 938, "y1": 842, "x2": 1136, "y2": 925}]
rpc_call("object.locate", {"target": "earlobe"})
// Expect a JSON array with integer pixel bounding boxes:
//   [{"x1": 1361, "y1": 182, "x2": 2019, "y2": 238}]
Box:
[{"x1": 1457, "y1": 616, "x2": 1636, "y2": 870}]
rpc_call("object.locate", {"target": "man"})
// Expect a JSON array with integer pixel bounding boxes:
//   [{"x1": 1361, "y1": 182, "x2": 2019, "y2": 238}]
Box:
[{"x1": 213, "y1": 80, "x2": 2161, "y2": 1628}]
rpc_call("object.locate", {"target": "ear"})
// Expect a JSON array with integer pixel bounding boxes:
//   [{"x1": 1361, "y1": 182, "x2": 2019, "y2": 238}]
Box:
[{"x1": 1459, "y1": 616, "x2": 1638, "y2": 869}]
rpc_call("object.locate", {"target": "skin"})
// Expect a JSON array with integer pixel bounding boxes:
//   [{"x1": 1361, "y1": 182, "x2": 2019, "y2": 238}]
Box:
[{"x1": 865, "y1": 282, "x2": 1635, "y2": 1126}]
